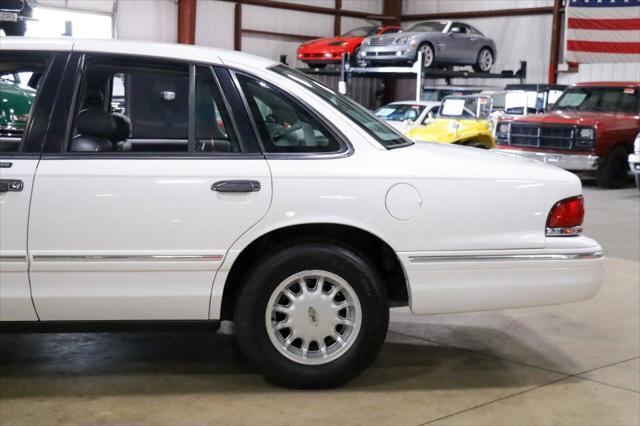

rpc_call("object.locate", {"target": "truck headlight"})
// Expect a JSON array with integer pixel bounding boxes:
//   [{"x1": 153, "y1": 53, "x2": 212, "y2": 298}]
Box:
[
  {"x1": 634, "y1": 133, "x2": 640, "y2": 155},
  {"x1": 578, "y1": 127, "x2": 594, "y2": 140},
  {"x1": 498, "y1": 123, "x2": 509, "y2": 134}
]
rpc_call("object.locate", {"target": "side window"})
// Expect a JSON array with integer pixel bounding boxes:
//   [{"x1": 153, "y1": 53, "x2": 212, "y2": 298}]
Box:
[
  {"x1": 450, "y1": 24, "x2": 466, "y2": 34},
  {"x1": 236, "y1": 73, "x2": 342, "y2": 154},
  {"x1": 68, "y1": 57, "x2": 240, "y2": 154},
  {"x1": 0, "y1": 53, "x2": 52, "y2": 153}
]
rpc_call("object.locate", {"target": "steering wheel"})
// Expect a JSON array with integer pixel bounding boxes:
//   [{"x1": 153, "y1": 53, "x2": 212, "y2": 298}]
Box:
[{"x1": 271, "y1": 121, "x2": 303, "y2": 139}]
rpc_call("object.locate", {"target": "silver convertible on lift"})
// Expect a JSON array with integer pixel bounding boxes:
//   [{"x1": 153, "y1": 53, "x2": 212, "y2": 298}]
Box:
[{"x1": 359, "y1": 20, "x2": 497, "y2": 72}]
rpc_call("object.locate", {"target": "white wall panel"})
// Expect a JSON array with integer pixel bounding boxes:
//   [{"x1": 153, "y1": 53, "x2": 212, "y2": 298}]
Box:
[
  {"x1": 558, "y1": 63, "x2": 640, "y2": 85},
  {"x1": 242, "y1": 5, "x2": 333, "y2": 37},
  {"x1": 241, "y1": 34, "x2": 302, "y2": 67},
  {"x1": 342, "y1": 0, "x2": 382, "y2": 14},
  {"x1": 403, "y1": 0, "x2": 552, "y2": 15},
  {"x1": 272, "y1": 0, "x2": 334, "y2": 8},
  {"x1": 195, "y1": 0, "x2": 234, "y2": 50},
  {"x1": 115, "y1": 0, "x2": 177, "y2": 42},
  {"x1": 341, "y1": 17, "x2": 374, "y2": 34}
]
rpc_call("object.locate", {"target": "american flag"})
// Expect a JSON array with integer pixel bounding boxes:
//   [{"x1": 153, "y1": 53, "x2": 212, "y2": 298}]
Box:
[{"x1": 565, "y1": 0, "x2": 640, "y2": 63}]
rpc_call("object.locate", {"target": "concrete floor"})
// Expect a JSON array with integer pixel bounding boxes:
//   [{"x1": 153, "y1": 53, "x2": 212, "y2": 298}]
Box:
[{"x1": 1, "y1": 180, "x2": 639, "y2": 426}]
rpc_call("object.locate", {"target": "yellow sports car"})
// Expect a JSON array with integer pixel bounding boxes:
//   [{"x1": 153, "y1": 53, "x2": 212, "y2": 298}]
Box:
[{"x1": 404, "y1": 95, "x2": 496, "y2": 149}]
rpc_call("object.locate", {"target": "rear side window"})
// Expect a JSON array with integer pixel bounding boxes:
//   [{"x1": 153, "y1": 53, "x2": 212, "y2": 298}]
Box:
[
  {"x1": 0, "y1": 52, "x2": 52, "y2": 153},
  {"x1": 68, "y1": 56, "x2": 241, "y2": 154},
  {"x1": 236, "y1": 73, "x2": 342, "y2": 154}
]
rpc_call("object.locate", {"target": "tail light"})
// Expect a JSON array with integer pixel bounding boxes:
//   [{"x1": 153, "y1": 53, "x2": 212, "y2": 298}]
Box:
[{"x1": 546, "y1": 196, "x2": 584, "y2": 236}]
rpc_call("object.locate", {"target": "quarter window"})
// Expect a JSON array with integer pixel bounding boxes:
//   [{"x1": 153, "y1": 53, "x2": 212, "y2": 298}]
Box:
[{"x1": 236, "y1": 73, "x2": 341, "y2": 154}]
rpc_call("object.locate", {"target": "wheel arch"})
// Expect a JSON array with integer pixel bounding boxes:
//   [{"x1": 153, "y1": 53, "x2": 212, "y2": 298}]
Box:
[{"x1": 218, "y1": 223, "x2": 409, "y2": 320}]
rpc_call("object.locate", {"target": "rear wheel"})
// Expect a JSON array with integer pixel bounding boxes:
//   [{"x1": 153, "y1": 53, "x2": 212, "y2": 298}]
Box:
[
  {"x1": 596, "y1": 146, "x2": 629, "y2": 189},
  {"x1": 418, "y1": 43, "x2": 435, "y2": 69},
  {"x1": 234, "y1": 242, "x2": 389, "y2": 389},
  {"x1": 473, "y1": 48, "x2": 494, "y2": 73}
]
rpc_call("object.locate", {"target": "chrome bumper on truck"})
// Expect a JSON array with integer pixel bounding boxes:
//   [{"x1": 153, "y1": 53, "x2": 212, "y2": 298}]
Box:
[
  {"x1": 495, "y1": 147, "x2": 599, "y2": 171},
  {"x1": 399, "y1": 236, "x2": 605, "y2": 315}
]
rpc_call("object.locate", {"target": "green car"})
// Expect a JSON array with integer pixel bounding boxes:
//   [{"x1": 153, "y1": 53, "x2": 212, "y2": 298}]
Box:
[{"x1": 0, "y1": 77, "x2": 35, "y2": 151}]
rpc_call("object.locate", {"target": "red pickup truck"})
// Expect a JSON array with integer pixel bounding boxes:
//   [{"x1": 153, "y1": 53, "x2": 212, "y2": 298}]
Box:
[{"x1": 495, "y1": 82, "x2": 640, "y2": 188}]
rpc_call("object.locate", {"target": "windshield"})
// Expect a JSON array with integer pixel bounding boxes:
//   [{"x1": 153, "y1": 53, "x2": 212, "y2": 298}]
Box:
[
  {"x1": 406, "y1": 21, "x2": 446, "y2": 33},
  {"x1": 438, "y1": 96, "x2": 492, "y2": 119},
  {"x1": 271, "y1": 65, "x2": 412, "y2": 148},
  {"x1": 342, "y1": 26, "x2": 377, "y2": 37},
  {"x1": 553, "y1": 86, "x2": 639, "y2": 113},
  {"x1": 375, "y1": 104, "x2": 426, "y2": 121}
]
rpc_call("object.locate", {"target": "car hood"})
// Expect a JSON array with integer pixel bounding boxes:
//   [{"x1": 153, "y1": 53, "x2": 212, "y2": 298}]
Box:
[
  {"x1": 507, "y1": 110, "x2": 634, "y2": 127},
  {"x1": 300, "y1": 36, "x2": 360, "y2": 47}
]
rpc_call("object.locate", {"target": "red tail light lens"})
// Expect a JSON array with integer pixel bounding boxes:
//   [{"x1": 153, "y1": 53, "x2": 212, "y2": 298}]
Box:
[{"x1": 546, "y1": 196, "x2": 584, "y2": 236}]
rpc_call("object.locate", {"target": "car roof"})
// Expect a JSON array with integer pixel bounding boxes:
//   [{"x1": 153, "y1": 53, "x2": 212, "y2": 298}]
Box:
[
  {"x1": 573, "y1": 81, "x2": 640, "y2": 88},
  {"x1": 0, "y1": 37, "x2": 277, "y2": 70}
]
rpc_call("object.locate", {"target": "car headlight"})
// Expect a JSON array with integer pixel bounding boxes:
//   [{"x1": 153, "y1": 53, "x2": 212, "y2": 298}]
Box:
[
  {"x1": 634, "y1": 133, "x2": 640, "y2": 155},
  {"x1": 362, "y1": 38, "x2": 371, "y2": 46},
  {"x1": 329, "y1": 41, "x2": 348, "y2": 46},
  {"x1": 395, "y1": 36, "x2": 409, "y2": 44},
  {"x1": 578, "y1": 127, "x2": 594, "y2": 139},
  {"x1": 497, "y1": 123, "x2": 510, "y2": 135},
  {"x1": 25, "y1": 0, "x2": 37, "y2": 8}
]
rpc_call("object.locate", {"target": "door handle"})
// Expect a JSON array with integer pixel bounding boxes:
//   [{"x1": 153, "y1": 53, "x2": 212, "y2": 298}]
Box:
[
  {"x1": 211, "y1": 180, "x2": 261, "y2": 193},
  {"x1": 0, "y1": 179, "x2": 23, "y2": 193}
]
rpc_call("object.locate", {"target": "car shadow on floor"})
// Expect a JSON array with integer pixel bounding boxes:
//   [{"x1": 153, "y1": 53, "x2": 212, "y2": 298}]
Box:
[{"x1": 0, "y1": 327, "x2": 562, "y2": 398}]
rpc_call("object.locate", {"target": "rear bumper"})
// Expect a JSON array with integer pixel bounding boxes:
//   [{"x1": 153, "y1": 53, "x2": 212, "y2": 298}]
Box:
[
  {"x1": 399, "y1": 236, "x2": 605, "y2": 314},
  {"x1": 495, "y1": 147, "x2": 599, "y2": 171}
]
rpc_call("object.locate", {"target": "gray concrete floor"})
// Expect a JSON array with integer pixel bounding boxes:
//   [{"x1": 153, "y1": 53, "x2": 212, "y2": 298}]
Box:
[{"x1": 1, "y1": 180, "x2": 639, "y2": 426}]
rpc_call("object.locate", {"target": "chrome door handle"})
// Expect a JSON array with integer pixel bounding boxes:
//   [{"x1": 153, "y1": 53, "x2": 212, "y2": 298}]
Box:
[
  {"x1": 0, "y1": 179, "x2": 23, "y2": 193},
  {"x1": 211, "y1": 180, "x2": 261, "y2": 193}
]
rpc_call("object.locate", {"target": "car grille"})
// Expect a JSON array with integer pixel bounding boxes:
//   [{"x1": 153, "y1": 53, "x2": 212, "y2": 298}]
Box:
[
  {"x1": 503, "y1": 124, "x2": 576, "y2": 150},
  {"x1": 369, "y1": 38, "x2": 395, "y2": 46}
]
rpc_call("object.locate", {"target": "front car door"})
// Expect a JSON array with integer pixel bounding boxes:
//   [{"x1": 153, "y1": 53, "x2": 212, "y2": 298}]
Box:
[
  {"x1": 27, "y1": 53, "x2": 271, "y2": 321},
  {"x1": 0, "y1": 50, "x2": 67, "y2": 321}
]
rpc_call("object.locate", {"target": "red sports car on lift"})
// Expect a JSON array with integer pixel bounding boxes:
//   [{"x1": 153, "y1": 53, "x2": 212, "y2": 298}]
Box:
[{"x1": 297, "y1": 25, "x2": 402, "y2": 68}]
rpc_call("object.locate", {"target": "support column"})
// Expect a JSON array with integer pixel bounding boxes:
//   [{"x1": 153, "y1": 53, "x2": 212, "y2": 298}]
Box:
[
  {"x1": 548, "y1": 0, "x2": 563, "y2": 84},
  {"x1": 334, "y1": 0, "x2": 342, "y2": 36},
  {"x1": 234, "y1": 2, "x2": 242, "y2": 51},
  {"x1": 177, "y1": 0, "x2": 197, "y2": 44},
  {"x1": 382, "y1": 0, "x2": 403, "y2": 105}
]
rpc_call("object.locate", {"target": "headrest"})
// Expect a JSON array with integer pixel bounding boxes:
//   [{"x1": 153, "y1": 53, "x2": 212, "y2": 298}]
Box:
[
  {"x1": 76, "y1": 109, "x2": 117, "y2": 138},
  {"x1": 85, "y1": 89, "x2": 105, "y2": 108},
  {"x1": 111, "y1": 114, "x2": 132, "y2": 142}
]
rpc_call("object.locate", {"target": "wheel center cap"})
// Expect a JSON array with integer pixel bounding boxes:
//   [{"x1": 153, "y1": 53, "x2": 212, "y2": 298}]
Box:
[{"x1": 308, "y1": 306, "x2": 319, "y2": 326}]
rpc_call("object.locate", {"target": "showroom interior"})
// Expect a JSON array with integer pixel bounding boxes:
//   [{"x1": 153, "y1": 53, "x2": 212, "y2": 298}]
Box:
[{"x1": 0, "y1": 0, "x2": 639, "y2": 425}]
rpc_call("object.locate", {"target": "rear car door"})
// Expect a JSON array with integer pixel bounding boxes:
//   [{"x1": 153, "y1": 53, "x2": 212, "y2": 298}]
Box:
[
  {"x1": 27, "y1": 54, "x2": 271, "y2": 321},
  {"x1": 0, "y1": 51, "x2": 66, "y2": 321}
]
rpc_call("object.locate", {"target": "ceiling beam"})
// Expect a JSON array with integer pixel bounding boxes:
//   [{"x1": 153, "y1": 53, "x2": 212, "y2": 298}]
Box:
[
  {"x1": 402, "y1": 6, "x2": 557, "y2": 21},
  {"x1": 218, "y1": 0, "x2": 386, "y2": 20}
]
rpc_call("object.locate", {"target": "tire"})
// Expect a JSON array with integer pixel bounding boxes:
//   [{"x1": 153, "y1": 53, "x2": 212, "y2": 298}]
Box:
[
  {"x1": 234, "y1": 242, "x2": 389, "y2": 389},
  {"x1": 596, "y1": 146, "x2": 629, "y2": 189},
  {"x1": 417, "y1": 43, "x2": 435, "y2": 69},
  {"x1": 350, "y1": 46, "x2": 360, "y2": 66},
  {"x1": 473, "y1": 47, "x2": 494, "y2": 73}
]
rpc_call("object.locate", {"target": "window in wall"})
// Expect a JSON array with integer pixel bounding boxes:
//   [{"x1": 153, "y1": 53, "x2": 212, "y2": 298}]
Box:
[{"x1": 0, "y1": 53, "x2": 52, "y2": 153}]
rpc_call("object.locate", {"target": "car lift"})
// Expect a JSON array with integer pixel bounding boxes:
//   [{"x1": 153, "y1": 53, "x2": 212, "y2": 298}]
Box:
[{"x1": 297, "y1": 52, "x2": 527, "y2": 102}]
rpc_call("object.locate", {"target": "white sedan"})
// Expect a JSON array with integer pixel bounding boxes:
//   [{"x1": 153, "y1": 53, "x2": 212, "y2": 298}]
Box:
[{"x1": 0, "y1": 38, "x2": 604, "y2": 389}]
